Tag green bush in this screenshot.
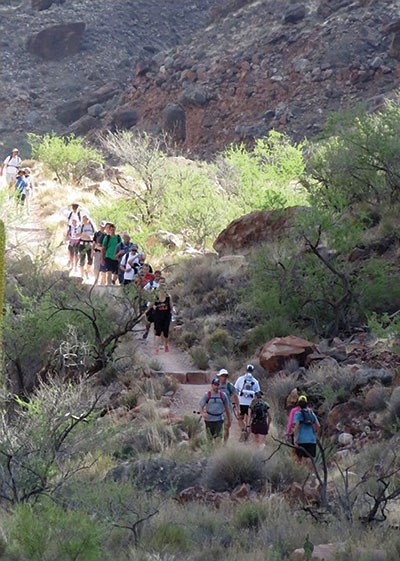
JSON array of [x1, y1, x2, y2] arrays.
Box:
[[7, 502, 103, 561], [149, 522, 190, 553], [28, 132, 103, 184], [190, 346, 209, 370], [204, 445, 266, 492], [234, 502, 269, 530], [205, 328, 233, 356]]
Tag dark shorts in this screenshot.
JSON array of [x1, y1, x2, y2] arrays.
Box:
[[154, 314, 171, 338], [295, 442, 317, 459], [239, 405, 250, 417], [251, 420, 269, 435], [79, 243, 93, 267], [99, 263, 107, 273], [68, 243, 79, 256], [204, 420, 224, 439], [104, 257, 119, 274], [123, 279, 132, 285]]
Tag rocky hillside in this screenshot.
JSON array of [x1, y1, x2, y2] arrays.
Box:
[[107, 0, 400, 155], [0, 0, 219, 154]]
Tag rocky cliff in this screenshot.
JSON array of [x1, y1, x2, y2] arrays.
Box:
[[109, 0, 400, 156], [0, 0, 219, 154], [2, 0, 400, 157]]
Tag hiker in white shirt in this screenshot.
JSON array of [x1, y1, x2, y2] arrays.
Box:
[[1, 148, 22, 188]]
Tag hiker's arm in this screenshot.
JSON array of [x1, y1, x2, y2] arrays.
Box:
[[224, 399, 231, 426], [313, 420, 321, 439], [293, 422, 300, 445], [231, 391, 239, 409]]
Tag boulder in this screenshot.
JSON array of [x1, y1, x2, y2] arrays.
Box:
[[69, 115, 99, 135], [56, 99, 88, 125], [291, 543, 343, 561], [338, 432, 353, 446], [26, 22, 85, 61], [213, 207, 306, 256], [186, 371, 211, 384], [326, 401, 364, 432], [283, 4, 306, 24], [259, 336, 316, 374], [162, 103, 186, 141], [111, 109, 139, 130], [31, 0, 56, 9]]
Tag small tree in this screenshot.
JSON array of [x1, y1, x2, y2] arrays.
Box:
[[28, 133, 103, 184]]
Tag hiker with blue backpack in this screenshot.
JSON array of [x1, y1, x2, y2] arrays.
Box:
[[293, 395, 320, 468], [15, 169, 28, 207], [199, 377, 232, 441]]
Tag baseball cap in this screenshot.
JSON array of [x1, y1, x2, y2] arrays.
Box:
[[211, 377, 220, 385], [246, 364, 254, 372], [217, 369, 229, 377], [100, 220, 107, 227], [298, 395, 308, 403]]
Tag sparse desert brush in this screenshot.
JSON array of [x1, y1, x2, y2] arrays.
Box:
[[204, 445, 266, 491], [190, 346, 209, 370], [267, 373, 298, 429], [233, 501, 269, 530], [205, 328, 233, 356], [264, 446, 308, 491]]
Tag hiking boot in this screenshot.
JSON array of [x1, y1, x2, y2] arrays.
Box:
[[164, 345, 169, 352], [142, 330, 149, 340]]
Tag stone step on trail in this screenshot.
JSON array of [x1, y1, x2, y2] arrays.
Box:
[[165, 371, 213, 385]]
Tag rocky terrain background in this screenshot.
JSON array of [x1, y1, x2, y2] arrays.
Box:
[[2, 0, 400, 156], [0, 0, 219, 154]]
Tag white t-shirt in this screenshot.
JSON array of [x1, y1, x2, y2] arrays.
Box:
[[144, 280, 159, 291], [121, 253, 138, 281], [234, 374, 260, 406], [4, 155, 21, 171]]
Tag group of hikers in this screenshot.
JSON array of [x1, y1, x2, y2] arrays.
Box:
[[1, 148, 34, 211], [199, 365, 320, 465], [66, 203, 174, 353]]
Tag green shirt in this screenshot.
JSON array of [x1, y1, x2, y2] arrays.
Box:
[[102, 235, 120, 260]]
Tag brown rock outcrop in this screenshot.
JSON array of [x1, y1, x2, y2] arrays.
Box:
[[214, 207, 305, 256], [27, 22, 85, 61], [259, 336, 316, 374]]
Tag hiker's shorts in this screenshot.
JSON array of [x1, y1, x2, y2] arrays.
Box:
[[205, 420, 223, 439], [239, 405, 250, 417], [295, 442, 317, 459], [105, 257, 119, 274]]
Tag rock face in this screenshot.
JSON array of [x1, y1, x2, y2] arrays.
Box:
[[115, 0, 400, 157], [214, 207, 305, 256], [259, 336, 316, 374], [26, 22, 86, 61], [31, 0, 63, 10]]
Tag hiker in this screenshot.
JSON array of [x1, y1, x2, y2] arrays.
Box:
[[199, 377, 231, 441], [115, 233, 134, 284], [140, 263, 154, 288], [68, 203, 81, 226], [249, 391, 271, 447], [119, 245, 140, 285], [293, 395, 320, 469], [143, 276, 173, 353], [2, 148, 21, 188], [216, 369, 239, 442], [141, 270, 161, 340], [67, 218, 81, 271], [24, 167, 34, 214], [101, 223, 121, 285], [285, 389, 301, 444], [93, 220, 108, 284], [79, 214, 96, 279], [15, 169, 28, 207], [234, 364, 261, 437]]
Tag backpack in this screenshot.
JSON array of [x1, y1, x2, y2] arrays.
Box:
[[205, 391, 225, 417], [252, 400, 269, 423], [103, 234, 121, 250], [299, 409, 315, 426], [68, 210, 81, 222]]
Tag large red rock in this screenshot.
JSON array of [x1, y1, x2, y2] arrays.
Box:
[[213, 207, 306, 256], [27, 22, 85, 61], [259, 336, 316, 374]]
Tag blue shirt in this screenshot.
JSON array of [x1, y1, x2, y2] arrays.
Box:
[[294, 409, 318, 444]]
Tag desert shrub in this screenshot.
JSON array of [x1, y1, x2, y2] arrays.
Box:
[[180, 331, 199, 349], [180, 415, 204, 440], [148, 522, 190, 553], [190, 347, 209, 370], [205, 328, 233, 356], [28, 132, 103, 184], [204, 445, 266, 491], [233, 502, 269, 530], [121, 389, 139, 410], [264, 447, 308, 491], [148, 358, 163, 372], [6, 502, 103, 561], [305, 360, 359, 413], [267, 373, 299, 429], [364, 385, 389, 412]]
